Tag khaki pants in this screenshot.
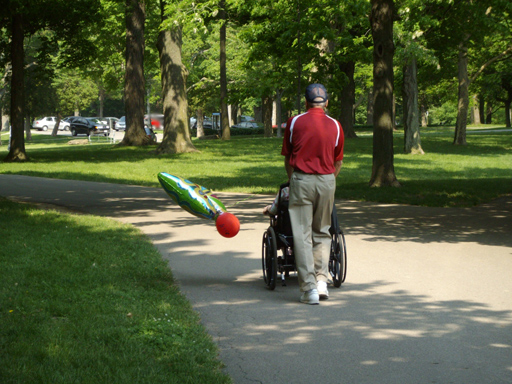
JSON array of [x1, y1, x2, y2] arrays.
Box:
[[289, 172, 336, 292]]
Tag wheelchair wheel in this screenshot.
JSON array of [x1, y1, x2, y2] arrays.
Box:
[[329, 230, 347, 287], [262, 226, 278, 290]]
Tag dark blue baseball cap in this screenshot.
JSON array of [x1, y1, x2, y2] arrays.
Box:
[[305, 83, 328, 103]]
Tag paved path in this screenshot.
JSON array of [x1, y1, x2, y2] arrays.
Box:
[[2, 174, 512, 384]]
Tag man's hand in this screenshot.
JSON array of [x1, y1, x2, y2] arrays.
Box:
[[285, 156, 294, 179], [334, 160, 343, 177]]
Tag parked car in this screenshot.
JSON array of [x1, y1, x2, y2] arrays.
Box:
[[231, 121, 260, 129], [144, 114, 164, 129], [68, 117, 109, 136], [191, 116, 213, 129], [240, 115, 255, 122], [32, 116, 69, 131], [116, 116, 126, 131], [102, 117, 119, 130]]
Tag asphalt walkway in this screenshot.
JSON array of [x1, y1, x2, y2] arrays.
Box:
[[1, 174, 512, 384]]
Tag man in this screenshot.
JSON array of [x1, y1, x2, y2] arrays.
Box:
[[281, 83, 344, 304]]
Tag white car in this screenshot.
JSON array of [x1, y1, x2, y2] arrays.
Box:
[[32, 116, 70, 131], [231, 121, 260, 129], [116, 116, 126, 131]]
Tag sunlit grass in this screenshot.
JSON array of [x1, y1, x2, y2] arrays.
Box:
[[1, 126, 511, 207], [0, 198, 231, 384]]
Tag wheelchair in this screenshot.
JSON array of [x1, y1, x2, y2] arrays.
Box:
[[262, 182, 347, 290]]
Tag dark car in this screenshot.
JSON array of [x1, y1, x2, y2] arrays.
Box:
[[69, 117, 109, 136], [190, 116, 213, 129]]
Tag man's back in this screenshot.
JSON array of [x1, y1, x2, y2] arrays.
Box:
[[282, 108, 343, 175]]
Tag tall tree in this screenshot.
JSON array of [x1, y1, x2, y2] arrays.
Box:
[[156, 0, 197, 154], [1, 0, 99, 161], [219, 0, 230, 140], [121, 0, 147, 146], [402, 58, 424, 154], [369, 0, 400, 187], [6, 13, 26, 161], [424, 0, 512, 145]]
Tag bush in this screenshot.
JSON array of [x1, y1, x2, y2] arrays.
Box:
[[428, 101, 458, 125]]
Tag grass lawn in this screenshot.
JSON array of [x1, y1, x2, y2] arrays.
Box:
[[0, 198, 230, 384], [0, 125, 510, 382], [1, 125, 511, 207]]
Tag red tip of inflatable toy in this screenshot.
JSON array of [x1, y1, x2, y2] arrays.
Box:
[[215, 212, 240, 238]]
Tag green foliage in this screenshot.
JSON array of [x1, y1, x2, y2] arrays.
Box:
[[428, 101, 457, 125], [52, 69, 99, 116], [3, 0, 511, 132]]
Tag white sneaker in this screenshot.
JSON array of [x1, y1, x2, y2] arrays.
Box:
[[300, 289, 319, 305], [317, 281, 329, 300]]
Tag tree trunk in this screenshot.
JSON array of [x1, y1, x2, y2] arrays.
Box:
[[367, 89, 374, 125], [99, 87, 105, 117], [369, 0, 399, 187], [505, 100, 511, 128], [262, 95, 273, 138], [156, 28, 197, 154], [219, 0, 230, 140], [453, 39, 469, 145], [402, 58, 424, 155], [485, 102, 492, 124], [228, 104, 234, 126], [51, 114, 62, 136], [121, 0, 147, 146], [479, 97, 485, 124], [4, 13, 28, 162], [338, 61, 358, 139], [420, 103, 428, 127], [275, 90, 283, 138], [502, 79, 512, 128], [24, 118, 31, 142], [471, 95, 481, 125], [196, 108, 204, 138]]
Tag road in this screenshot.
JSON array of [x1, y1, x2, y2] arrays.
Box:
[[1, 174, 512, 384]]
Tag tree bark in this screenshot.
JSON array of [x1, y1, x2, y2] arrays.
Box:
[[505, 99, 511, 128], [479, 97, 485, 124], [262, 95, 272, 138], [367, 89, 374, 125], [485, 102, 492, 124], [156, 28, 197, 154], [51, 114, 62, 137], [369, 0, 399, 187], [501, 78, 512, 128], [338, 61, 358, 139], [121, 0, 147, 146], [219, 0, 230, 140], [196, 108, 204, 138], [402, 58, 424, 154], [420, 102, 428, 127], [275, 90, 283, 138], [4, 13, 28, 162], [453, 39, 469, 145]]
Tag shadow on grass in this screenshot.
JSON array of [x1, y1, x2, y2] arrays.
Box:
[[1, 173, 511, 248], [0, 199, 229, 383]]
